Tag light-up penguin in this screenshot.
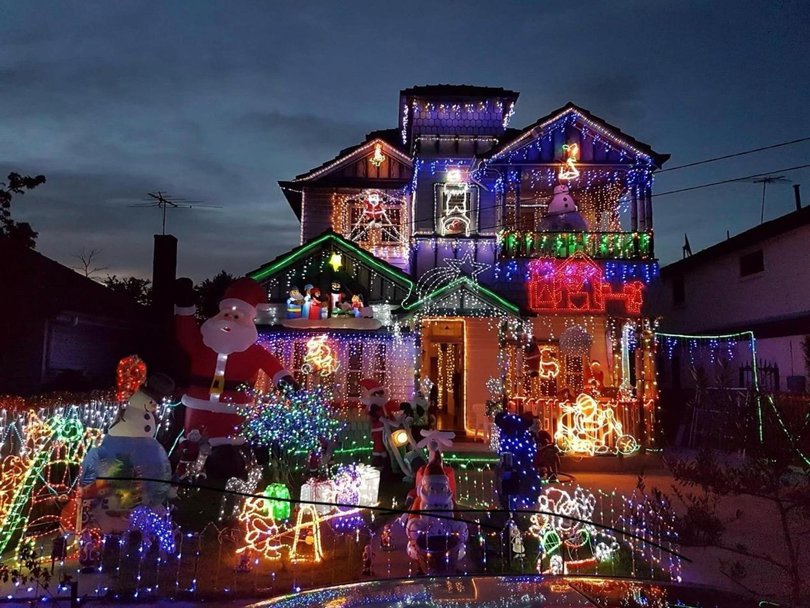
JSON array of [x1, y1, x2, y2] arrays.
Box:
[[538, 183, 588, 232], [405, 430, 467, 573]]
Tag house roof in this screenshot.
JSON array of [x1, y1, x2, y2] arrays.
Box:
[[0, 241, 145, 321], [292, 131, 410, 182], [661, 204, 810, 277], [485, 102, 670, 167], [246, 230, 415, 291], [400, 275, 521, 317], [279, 130, 412, 218], [400, 84, 519, 102]]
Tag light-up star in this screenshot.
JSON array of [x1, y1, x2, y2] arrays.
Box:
[[443, 250, 490, 282], [408, 249, 493, 304], [328, 252, 342, 272]]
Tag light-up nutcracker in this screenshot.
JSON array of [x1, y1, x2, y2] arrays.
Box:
[[174, 277, 297, 448]]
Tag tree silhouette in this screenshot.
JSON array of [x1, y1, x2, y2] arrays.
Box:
[[667, 395, 810, 605], [104, 275, 153, 307], [195, 270, 235, 321], [74, 248, 109, 279], [0, 172, 46, 249]]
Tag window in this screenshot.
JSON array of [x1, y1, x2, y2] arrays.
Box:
[[346, 342, 363, 398], [672, 276, 685, 305], [434, 179, 478, 236], [739, 250, 764, 277], [334, 190, 407, 255]]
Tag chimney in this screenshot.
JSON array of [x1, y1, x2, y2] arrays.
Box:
[[152, 234, 177, 321], [794, 184, 802, 211]]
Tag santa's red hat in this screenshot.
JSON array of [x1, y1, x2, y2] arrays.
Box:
[[359, 378, 385, 399], [423, 451, 446, 479], [220, 278, 267, 318]]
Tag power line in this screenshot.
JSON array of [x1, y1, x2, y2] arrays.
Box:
[[653, 163, 810, 198], [282, 161, 810, 235], [659, 136, 810, 173]]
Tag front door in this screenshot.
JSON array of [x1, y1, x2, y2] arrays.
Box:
[[422, 319, 465, 432]]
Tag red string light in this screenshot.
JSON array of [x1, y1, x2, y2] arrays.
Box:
[[115, 355, 147, 402], [526, 254, 644, 315]]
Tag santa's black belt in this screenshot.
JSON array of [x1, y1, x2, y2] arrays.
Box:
[[188, 376, 247, 392]]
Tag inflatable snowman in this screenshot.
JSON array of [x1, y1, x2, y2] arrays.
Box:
[[80, 373, 174, 534], [539, 183, 588, 231], [405, 430, 467, 573]]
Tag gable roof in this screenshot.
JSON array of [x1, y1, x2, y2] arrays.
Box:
[[485, 102, 669, 167], [401, 275, 521, 317], [247, 230, 415, 291], [400, 84, 519, 102], [292, 132, 411, 182], [279, 131, 412, 218], [661, 204, 810, 277], [0, 241, 145, 321]]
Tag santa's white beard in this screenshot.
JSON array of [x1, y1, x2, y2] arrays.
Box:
[[201, 317, 257, 354]]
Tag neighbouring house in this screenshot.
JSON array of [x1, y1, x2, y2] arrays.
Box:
[[0, 242, 148, 395], [250, 84, 669, 454], [648, 204, 810, 395]]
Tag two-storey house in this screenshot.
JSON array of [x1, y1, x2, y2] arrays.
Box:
[[249, 85, 668, 453]]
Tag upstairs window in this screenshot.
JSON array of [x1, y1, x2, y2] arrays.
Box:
[[672, 276, 685, 305], [435, 168, 478, 236], [332, 190, 408, 256], [739, 250, 764, 277]]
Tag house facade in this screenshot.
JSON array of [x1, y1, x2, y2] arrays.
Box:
[[250, 85, 668, 452], [649, 205, 810, 394]]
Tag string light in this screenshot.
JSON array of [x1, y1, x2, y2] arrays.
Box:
[[302, 334, 340, 377], [497, 230, 653, 261], [558, 143, 580, 181], [526, 254, 645, 315], [554, 393, 640, 456], [115, 355, 147, 402], [236, 495, 282, 561], [369, 142, 386, 168], [240, 386, 345, 459], [128, 506, 176, 555]]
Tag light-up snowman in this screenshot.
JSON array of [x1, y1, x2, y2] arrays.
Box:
[[539, 184, 588, 232]]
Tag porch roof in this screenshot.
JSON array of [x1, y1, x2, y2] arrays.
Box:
[[400, 275, 521, 317]]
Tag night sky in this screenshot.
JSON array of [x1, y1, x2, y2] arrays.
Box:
[[2, 1, 808, 281]]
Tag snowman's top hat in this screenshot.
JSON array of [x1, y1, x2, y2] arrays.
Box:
[[139, 373, 175, 402]]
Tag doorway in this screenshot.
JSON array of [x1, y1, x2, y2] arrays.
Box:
[[421, 319, 465, 431]]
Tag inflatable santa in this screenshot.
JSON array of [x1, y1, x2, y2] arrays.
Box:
[[405, 432, 467, 573], [174, 277, 296, 446]]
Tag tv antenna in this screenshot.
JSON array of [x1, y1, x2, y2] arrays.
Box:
[[748, 175, 791, 224], [128, 191, 221, 234]]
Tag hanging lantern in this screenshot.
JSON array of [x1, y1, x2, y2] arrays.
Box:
[[263, 483, 291, 521]]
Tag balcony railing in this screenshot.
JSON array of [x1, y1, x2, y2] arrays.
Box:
[[498, 230, 654, 260]]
